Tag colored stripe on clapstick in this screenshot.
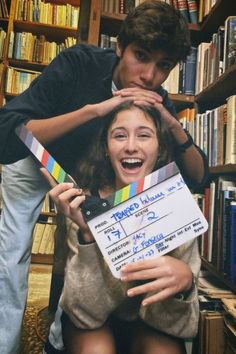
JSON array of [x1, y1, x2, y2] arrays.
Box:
[[15, 124, 75, 184], [106, 161, 179, 206]]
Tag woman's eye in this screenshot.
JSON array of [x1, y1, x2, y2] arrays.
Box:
[[138, 133, 151, 139], [114, 134, 127, 139]]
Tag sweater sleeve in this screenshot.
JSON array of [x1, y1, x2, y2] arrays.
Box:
[[139, 239, 201, 339], [60, 222, 127, 329]]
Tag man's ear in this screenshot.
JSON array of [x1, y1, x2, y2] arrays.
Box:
[[115, 41, 122, 57]]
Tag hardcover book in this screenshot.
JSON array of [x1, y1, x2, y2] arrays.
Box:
[[223, 16, 236, 73]]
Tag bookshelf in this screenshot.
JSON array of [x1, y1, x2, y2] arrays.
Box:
[[0, 0, 81, 264], [189, 4, 236, 290], [0, 0, 80, 105]]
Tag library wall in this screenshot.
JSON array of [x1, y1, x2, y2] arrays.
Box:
[[1, 1, 236, 353]]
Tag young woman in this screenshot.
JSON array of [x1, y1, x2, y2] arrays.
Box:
[[42, 101, 205, 354]]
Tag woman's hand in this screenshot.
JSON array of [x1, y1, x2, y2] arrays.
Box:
[[120, 256, 193, 306], [40, 168, 94, 242]]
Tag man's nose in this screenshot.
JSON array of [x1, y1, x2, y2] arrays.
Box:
[[140, 63, 156, 84]]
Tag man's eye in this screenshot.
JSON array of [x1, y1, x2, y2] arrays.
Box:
[[135, 50, 147, 61], [159, 62, 173, 70]]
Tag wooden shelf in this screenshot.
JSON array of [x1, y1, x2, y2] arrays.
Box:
[[8, 59, 47, 71], [31, 253, 53, 265], [195, 64, 236, 112], [201, 258, 236, 293], [13, 20, 78, 42], [102, 12, 126, 21], [210, 164, 236, 174], [199, 0, 236, 42], [169, 93, 195, 111]]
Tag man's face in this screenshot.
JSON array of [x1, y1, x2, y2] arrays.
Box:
[[113, 43, 176, 91]]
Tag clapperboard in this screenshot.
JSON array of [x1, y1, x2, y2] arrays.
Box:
[[16, 124, 208, 278]]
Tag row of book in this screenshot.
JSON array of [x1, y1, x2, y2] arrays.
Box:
[[171, 0, 198, 24], [163, 46, 197, 95], [196, 175, 236, 283], [178, 95, 236, 167], [197, 271, 236, 354], [164, 15, 236, 96], [41, 193, 56, 214], [0, 28, 6, 59], [102, 0, 143, 15], [195, 16, 236, 95], [100, 33, 117, 50], [0, 0, 9, 18], [7, 31, 76, 64], [15, 0, 80, 28], [32, 220, 56, 255], [102, 0, 198, 24], [5, 66, 40, 95], [198, 0, 217, 23]]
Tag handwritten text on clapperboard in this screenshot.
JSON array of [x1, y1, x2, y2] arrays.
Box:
[[88, 172, 208, 278]]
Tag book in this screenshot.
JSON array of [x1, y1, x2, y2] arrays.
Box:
[[229, 201, 236, 282], [201, 187, 210, 259], [124, 0, 135, 13], [221, 194, 236, 277], [38, 223, 52, 254], [177, 0, 189, 22], [223, 16, 236, 73], [31, 223, 46, 254], [195, 42, 210, 94], [45, 224, 57, 254], [205, 313, 225, 354], [184, 46, 197, 95], [216, 179, 236, 272], [207, 181, 216, 262], [225, 95, 236, 164], [186, 0, 198, 24]]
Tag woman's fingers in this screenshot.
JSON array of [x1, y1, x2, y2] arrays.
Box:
[[40, 167, 58, 187]]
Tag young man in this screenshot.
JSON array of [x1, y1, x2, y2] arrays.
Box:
[[0, 1, 207, 353]]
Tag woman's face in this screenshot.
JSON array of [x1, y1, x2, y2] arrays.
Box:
[[107, 107, 159, 190]]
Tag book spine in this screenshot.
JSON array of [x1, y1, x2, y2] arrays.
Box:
[[229, 204, 236, 282], [177, 0, 189, 22], [224, 17, 236, 72], [178, 60, 185, 94], [184, 46, 197, 95], [119, 0, 125, 14], [186, 0, 198, 24], [225, 95, 236, 164], [124, 0, 135, 14]]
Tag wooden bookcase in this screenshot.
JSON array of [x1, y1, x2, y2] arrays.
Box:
[[1, 0, 236, 321], [0, 0, 81, 264], [0, 0, 80, 105]]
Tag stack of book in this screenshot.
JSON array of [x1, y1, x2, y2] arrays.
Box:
[[197, 271, 236, 354]]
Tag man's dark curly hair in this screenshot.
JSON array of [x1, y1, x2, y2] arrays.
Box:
[[117, 0, 191, 62], [74, 101, 175, 193]]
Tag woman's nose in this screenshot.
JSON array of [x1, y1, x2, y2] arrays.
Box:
[[124, 136, 138, 152]]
